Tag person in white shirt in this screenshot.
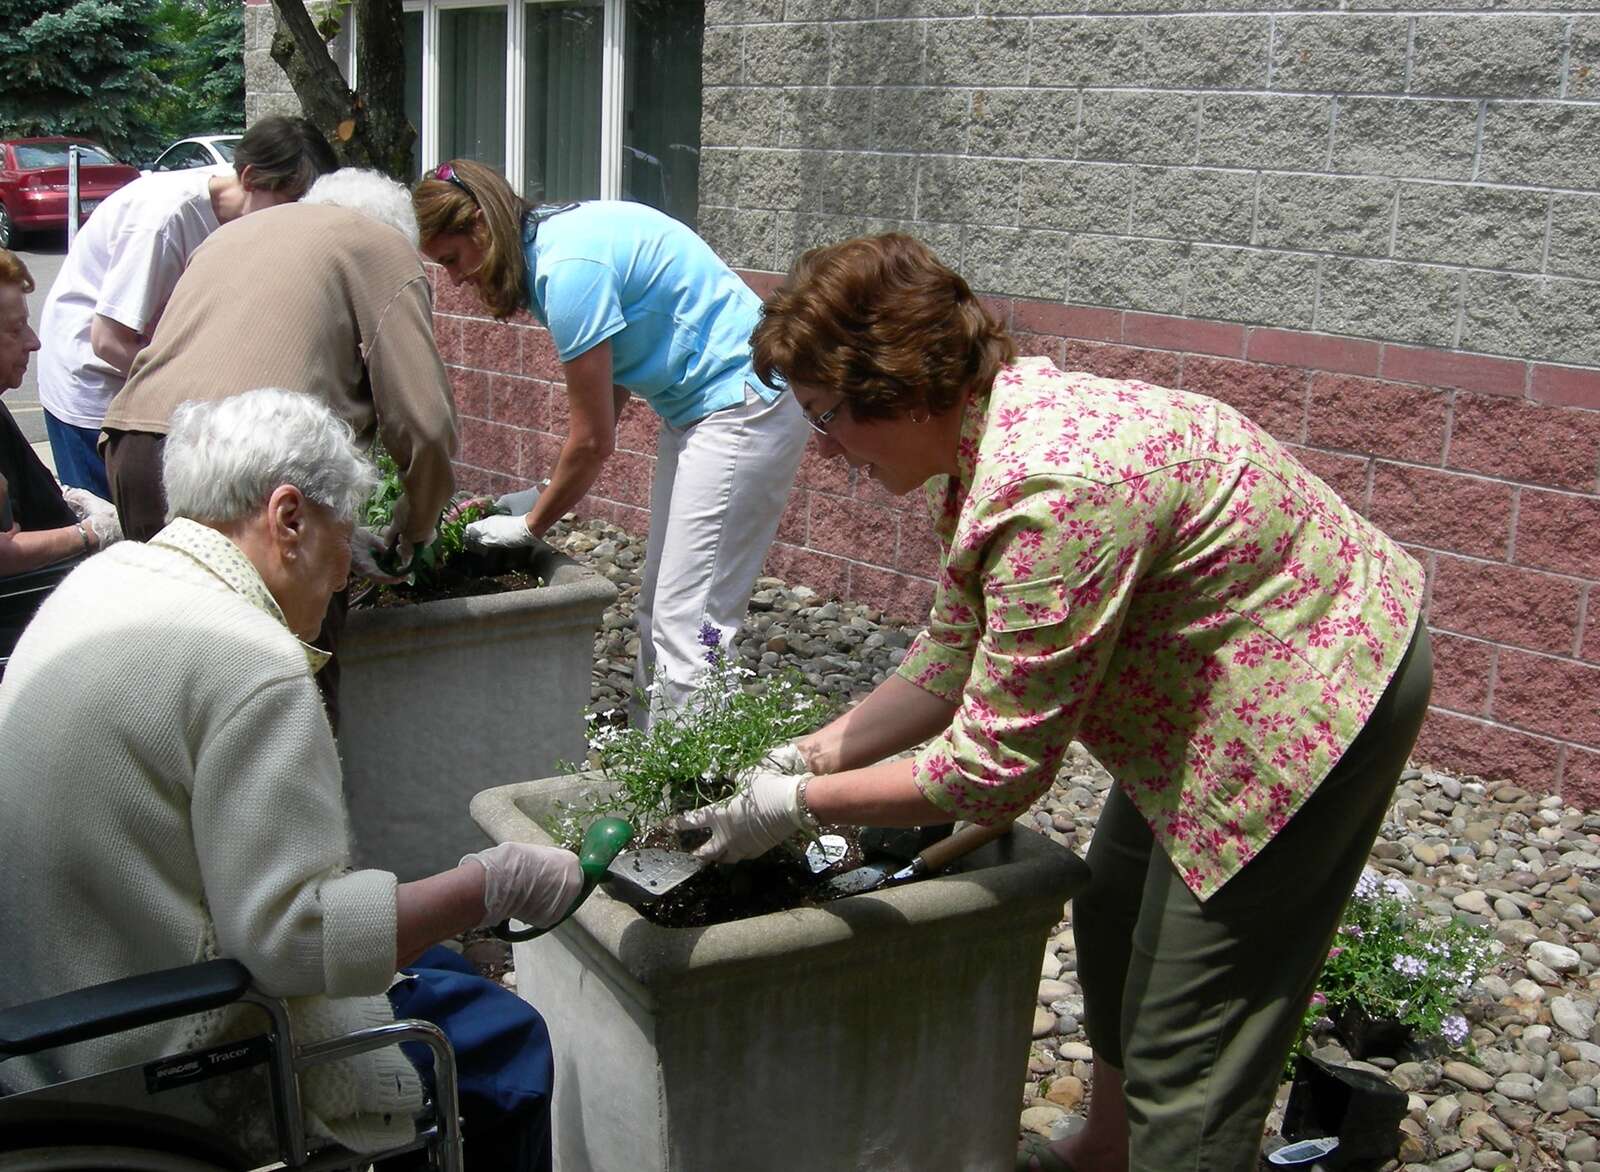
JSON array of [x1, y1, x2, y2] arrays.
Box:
[[36, 115, 338, 496]]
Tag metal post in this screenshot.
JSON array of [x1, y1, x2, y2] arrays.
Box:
[[66, 145, 80, 249]]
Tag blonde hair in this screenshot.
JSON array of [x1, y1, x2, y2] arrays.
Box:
[[0, 249, 34, 294], [412, 159, 529, 320]]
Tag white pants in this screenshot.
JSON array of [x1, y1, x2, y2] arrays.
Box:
[[629, 385, 810, 726]]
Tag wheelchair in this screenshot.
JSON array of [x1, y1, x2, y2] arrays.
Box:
[[0, 959, 463, 1170]]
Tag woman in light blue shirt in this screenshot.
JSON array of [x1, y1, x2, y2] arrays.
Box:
[[414, 161, 809, 724]]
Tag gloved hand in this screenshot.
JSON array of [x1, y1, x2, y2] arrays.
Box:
[[349, 527, 408, 584], [461, 842, 583, 931], [464, 512, 536, 550], [60, 487, 122, 548], [761, 741, 811, 775], [671, 769, 817, 863]]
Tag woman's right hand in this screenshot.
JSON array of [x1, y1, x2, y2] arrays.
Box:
[[464, 511, 538, 550]]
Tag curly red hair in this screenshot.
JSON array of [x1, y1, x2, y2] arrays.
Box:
[[752, 233, 1014, 421]]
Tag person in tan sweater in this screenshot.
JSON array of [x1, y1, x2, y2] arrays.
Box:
[[103, 168, 456, 552], [101, 170, 458, 722]]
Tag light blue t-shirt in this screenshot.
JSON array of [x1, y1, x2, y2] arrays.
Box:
[[523, 201, 779, 428]]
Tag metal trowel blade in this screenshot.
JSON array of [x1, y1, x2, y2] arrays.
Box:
[[814, 859, 895, 900], [604, 847, 708, 904]]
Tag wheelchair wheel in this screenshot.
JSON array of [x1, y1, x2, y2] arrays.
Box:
[[0, 1146, 229, 1171]]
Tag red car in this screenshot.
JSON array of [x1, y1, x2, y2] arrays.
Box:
[[0, 137, 141, 249]]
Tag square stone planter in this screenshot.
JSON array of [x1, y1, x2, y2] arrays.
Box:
[[471, 773, 1091, 1172], [339, 544, 616, 880]]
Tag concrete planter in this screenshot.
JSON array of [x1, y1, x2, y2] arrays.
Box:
[[472, 773, 1091, 1172], [339, 544, 616, 880]]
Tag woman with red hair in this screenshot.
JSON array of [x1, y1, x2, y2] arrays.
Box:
[[682, 233, 1432, 1172]]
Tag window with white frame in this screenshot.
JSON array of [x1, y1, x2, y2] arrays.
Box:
[[402, 0, 703, 227]]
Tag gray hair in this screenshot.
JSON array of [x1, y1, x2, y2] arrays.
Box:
[[163, 388, 376, 526], [302, 168, 419, 246]]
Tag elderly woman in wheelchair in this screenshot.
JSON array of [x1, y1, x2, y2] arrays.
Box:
[[0, 389, 582, 1170]]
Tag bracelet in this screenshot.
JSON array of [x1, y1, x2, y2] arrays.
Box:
[[74, 521, 91, 552], [795, 775, 821, 834]]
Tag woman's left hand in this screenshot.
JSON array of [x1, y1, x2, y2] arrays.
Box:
[[672, 770, 815, 862], [761, 741, 812, 775]]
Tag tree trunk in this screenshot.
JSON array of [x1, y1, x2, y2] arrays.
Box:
[[267, 0, 415, 180]]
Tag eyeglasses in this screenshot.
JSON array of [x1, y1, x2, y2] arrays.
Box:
[[800, 396, 845, 436], [431, 162, 475, 202]]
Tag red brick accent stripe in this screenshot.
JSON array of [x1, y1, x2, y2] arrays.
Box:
[[1380, 345, 1528, 397], [1531, 364, 1600, 411], [1244, 328, 1382, 376]]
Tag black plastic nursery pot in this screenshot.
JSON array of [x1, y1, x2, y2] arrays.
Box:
[[1282, 1054, 1407, 1170]]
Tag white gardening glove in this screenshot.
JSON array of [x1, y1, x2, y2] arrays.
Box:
[[349, 527, 408, 584], [761, 741, 812, 775], [672, 770, 817, 863], [60, 487, 122, 548], [461, 842, 583, 931], [464, 512, 536, 550]]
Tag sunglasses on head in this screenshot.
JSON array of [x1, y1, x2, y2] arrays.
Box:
[[431, 162, 475, 202]]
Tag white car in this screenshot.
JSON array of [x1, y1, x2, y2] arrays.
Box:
[[141, 134, 242, 176]]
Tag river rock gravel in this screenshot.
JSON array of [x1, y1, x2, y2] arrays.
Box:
[[541, 516, 1600, 1172]]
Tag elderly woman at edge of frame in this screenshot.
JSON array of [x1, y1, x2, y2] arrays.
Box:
[[0, 388, 580, 1169], [676, 234, 1433, 1172]]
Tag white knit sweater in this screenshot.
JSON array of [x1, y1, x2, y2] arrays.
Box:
[[0, 538, 421, 1153]]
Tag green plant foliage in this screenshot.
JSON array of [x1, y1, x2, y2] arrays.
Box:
[[1293, 867, 1496, 1068], [361, 447, 495, 586], [568, 627, 831, 832], [145, 0, 245, 145], [0, 1, 245, 163], [0, 0, 174, 160]]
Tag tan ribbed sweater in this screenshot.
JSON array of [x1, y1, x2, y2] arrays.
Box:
[[0, 540, 421, 1152], [103, 202, 457, 543]]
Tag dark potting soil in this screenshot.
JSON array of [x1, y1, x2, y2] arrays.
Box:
[[627, 824, 868, 929], [353, 569, 544, 608]]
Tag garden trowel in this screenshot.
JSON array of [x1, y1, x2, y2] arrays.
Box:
[[815, 820, 1013, 900], [602, 844, 710, 904]]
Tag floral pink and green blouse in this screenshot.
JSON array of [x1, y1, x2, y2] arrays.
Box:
[[900, 357, 1424, 900]]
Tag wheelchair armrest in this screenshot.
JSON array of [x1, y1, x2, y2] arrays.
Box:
[[0, 959, 252, 1059]]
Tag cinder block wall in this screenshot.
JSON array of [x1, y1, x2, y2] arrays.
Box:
[[697, 0, 1599, 370], [679, 0, 1600, 803]]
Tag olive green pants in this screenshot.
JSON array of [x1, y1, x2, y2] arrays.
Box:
[[1074, 627, 1432, 1172]]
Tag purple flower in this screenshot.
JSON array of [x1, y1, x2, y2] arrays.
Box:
[[1440, 1014, 1469, 1046], [1391, 954, 1427, 979], [697, 621, 724, 665], [1353, 870, 1380, 901]]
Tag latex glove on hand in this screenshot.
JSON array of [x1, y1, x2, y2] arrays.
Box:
[[349, 527, 408, 584], [464, 512, 537, 550], [761, 741, 811, 775], [60, 487, 122, 548], [672, 769, 818, 863], [461, 842, 583, 930]]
